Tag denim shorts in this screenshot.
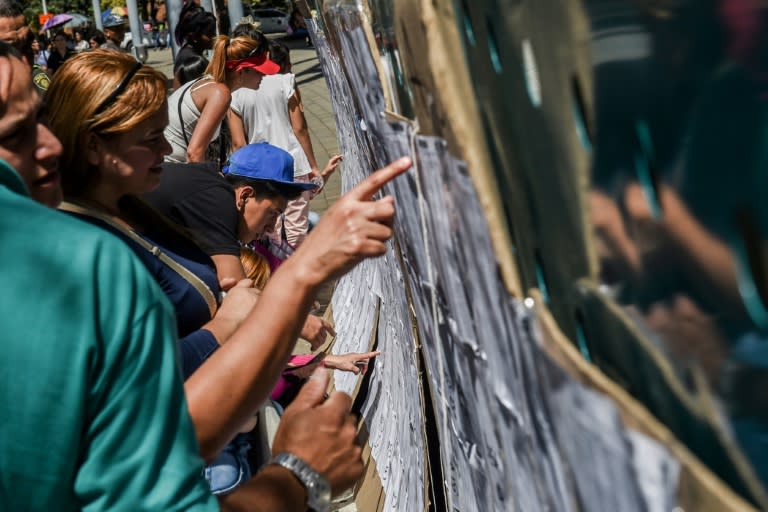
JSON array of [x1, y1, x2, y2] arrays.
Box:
[[203, 433, 252, 495]]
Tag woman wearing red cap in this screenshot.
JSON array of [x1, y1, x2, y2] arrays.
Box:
[[164, 35, 280, 165]]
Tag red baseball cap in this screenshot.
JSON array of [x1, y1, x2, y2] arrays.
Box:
[[225, 52, 280, 75]]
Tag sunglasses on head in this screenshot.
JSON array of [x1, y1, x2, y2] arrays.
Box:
[[93, 60, 143, 115]]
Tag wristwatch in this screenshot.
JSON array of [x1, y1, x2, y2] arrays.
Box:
[[269, 452, 332, 512]]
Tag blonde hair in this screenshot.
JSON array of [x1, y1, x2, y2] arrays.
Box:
[[205, 35, 261, 83], [46, 50, 168, 196], [240, 246, 271, 290]]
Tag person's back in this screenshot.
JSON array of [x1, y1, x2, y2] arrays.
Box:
[[165, 78, 220, 163], [230, 74, 311, 174], [0, 161, 217, 510], [143, 162, 240, 258]]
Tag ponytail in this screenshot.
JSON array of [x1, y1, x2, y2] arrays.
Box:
[[205, 35, 262, 84], [205, 35, 231, 83]]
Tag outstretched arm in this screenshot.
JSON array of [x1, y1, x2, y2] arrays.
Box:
[[324, 351, 380, 374]]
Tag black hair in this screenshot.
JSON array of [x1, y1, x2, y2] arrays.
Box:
[[224, 175, 303, 201], [0, 0, 23, 18], [175, 52, 209, 85], [88, 30, 106, 46], [231, 24, 269, 55], [268, 41, 290, 72], [0, 39, 20, 58], [175, 1, 217, 46]]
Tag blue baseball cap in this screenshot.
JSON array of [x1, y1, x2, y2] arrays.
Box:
[[222, 143, 317, 191], [102, 13, 126, 28]]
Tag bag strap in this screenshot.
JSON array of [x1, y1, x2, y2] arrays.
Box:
[[217, 118, 228, 168], [59, 201, 218, 318], [178, 76, 226, 165]]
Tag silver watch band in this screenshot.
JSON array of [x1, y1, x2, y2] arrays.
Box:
[[269, 452, 332, 512]]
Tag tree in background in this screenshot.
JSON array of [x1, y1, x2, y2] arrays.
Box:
[[24, 0, 160, 28]]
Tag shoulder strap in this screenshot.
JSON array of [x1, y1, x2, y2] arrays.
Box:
[[177, 77, 204, 150], [59, 201, 218, 318]]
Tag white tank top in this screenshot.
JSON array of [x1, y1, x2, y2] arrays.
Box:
[[164, 77, 221, 163]]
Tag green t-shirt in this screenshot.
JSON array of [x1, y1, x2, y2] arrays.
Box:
[[0, 161, 219, 511]]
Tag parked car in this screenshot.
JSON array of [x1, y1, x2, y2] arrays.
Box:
[[121, 26, 152, 51], [251, 8, 289, 33], [120, 27, 152, 62]]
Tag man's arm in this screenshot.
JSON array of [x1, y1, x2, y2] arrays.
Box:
[[219, 465, 307, 512], [301, 314, 335, 350]]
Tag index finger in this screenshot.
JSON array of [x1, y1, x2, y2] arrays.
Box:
[[349, 157, 411, 201]]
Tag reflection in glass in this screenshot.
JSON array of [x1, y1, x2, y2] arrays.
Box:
[[586, 0, 768, 484]]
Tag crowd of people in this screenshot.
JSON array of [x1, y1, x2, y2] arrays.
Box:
[[23, 6, 170, 86], [0, 0, 411, 509]]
